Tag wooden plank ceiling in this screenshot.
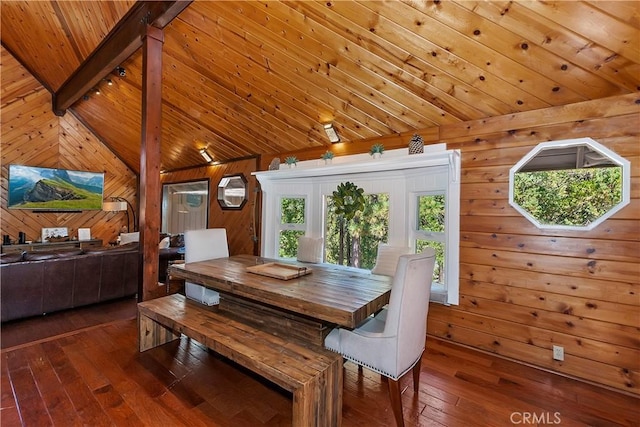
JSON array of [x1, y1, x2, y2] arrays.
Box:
[[2, 1, 638, 173]]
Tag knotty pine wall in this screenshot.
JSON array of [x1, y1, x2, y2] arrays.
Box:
[[1, 47, 137, 246], [437, 94, 639, 396], [160, 157, 260, 257], [275, 94, 639, 396]]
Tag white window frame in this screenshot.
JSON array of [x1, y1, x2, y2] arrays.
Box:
[[409, 190, 458, 305], [254, 145, 460, 305], [509, 137, 630, 230], [276, 195, 308, 258]]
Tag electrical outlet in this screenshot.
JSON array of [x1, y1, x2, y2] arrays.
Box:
[[552, 345, 564, 361]]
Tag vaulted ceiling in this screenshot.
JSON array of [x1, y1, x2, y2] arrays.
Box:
[[2, 1, 638, 173]]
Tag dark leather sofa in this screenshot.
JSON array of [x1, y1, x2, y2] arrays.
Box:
[[159, 246, 183, 283], [0, 243, 139, 322]]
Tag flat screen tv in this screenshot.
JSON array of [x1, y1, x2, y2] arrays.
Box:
[[7, 165, 104, 211]]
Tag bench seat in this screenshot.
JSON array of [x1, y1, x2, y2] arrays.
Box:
[[138, 294, 343, 427]]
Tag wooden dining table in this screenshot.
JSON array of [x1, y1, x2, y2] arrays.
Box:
[[168, 254, 393, 346]]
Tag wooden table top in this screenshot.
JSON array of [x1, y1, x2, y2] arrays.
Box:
[[168, 254, 392, 329]]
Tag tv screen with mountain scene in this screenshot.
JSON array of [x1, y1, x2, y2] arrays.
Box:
[[8, 165, 104, 211]]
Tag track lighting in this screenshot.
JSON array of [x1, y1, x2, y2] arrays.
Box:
[[116, 67, 126, 77]]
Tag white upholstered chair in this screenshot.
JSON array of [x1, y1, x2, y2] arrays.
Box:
[[296, 236, 324, 263], [324, 249, 436, 427], [371, 243, 412, 277], [184, 228, 229, 306]]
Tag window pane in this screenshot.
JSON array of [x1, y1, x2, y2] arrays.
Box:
[[281, 197, 305, 224], [513, 167, 622, 227], [416, 240, 444, 284], [325, 193, 389, 269], [509, 139, 629, 230], [418, 194, 445, 232], [279, 230, 305, 258]]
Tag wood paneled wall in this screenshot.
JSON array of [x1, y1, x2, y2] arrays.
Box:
[[160, 158, 259, 257], [275, 94, 639, 396], [436, 94, 639, 396], [1, 47, 137, 246]]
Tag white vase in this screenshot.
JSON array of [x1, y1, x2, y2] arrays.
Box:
[[324, 158, 332, 165], [372, 152, 382, 159]]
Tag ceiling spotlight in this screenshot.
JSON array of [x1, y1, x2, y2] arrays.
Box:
[[106, 78, 113, 86], [116, 67, 126, 77], [199, 148, 214, 163], [94, 87, 101, 95], [323, 122, 340, 143]]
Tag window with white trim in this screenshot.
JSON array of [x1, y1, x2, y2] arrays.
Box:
[[277, 196, 306, 258], [410, 192, 448, 303], [255, 146, 460, 305]]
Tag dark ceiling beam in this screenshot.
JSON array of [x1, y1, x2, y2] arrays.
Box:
[[52, 0, 192, 116]]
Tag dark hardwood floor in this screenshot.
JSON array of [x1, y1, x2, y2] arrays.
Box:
[[1, 297, 638, 426]]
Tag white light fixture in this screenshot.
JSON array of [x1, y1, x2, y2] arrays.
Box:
[[103, 197, 136, 232], [199, 148, 214, 163], [323, 123, 340, 143]]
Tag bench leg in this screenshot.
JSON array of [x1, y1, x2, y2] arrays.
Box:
[[292, 356, 343, 427], [138, 312, 181, 352]]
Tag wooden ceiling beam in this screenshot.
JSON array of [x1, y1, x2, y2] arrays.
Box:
[[52, 0, 191, 116]]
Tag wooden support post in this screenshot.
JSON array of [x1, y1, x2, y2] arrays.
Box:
[[139, 25, 164, 302]]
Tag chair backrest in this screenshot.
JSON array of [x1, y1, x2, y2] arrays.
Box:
[[383, 249, 436, 374], [371, 243, 412, 276], [296, 236, 323, 263], [184, 228, 229, 263]]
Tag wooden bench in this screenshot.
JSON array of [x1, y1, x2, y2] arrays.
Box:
[[138, 294, 343, 427]]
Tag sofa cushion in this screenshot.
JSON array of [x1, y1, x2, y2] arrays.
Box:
[[170, 234, 184, 248], [24, 251, 63, 261], [0, 251, 24, 264], [53, 248, 85, 257], [159, 236, 171, 249]]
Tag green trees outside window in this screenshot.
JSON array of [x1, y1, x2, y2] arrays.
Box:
[[277, 187, 447, 283], [325, 191, 389, 269], [278, 197, 306, 258], [415, 194, 446, 284], [513, 167, 622, 227], [509, 138, 629, 230]]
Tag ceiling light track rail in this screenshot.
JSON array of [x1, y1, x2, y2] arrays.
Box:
[[52, 1, 192, 116]]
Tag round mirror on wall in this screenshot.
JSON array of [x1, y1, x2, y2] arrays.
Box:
[[508, 137, 630, 231], [217, 174, 248, 210]]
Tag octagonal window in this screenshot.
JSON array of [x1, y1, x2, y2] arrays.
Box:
[[509, 137, 630, 230]]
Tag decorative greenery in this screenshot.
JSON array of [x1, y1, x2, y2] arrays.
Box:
[[331, 182, 366, 266], [369, 143, 385, 156], [284, 156, 298, 165], [321, 150, 335, 160]]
